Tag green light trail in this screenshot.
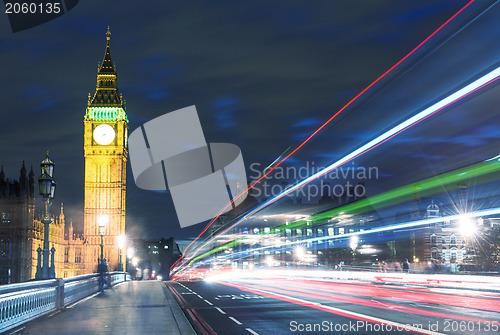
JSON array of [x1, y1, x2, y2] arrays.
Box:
[[187, 157, 500, 266]]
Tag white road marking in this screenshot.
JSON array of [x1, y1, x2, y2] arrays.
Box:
[[231, 285, 446, 335], [246, 328, 260, 335], [9, 326, 26, 334], [229, 316, 242, 325], [204, 299, 213, 305], [197, 294, 203, 299], [215, 307, 226, 314]]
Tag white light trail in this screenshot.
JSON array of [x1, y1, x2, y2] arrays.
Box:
[[242, 66, 500, 221], [179, 65, 500, 270]]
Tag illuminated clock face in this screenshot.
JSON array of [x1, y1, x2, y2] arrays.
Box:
[[93, 124, 116, 145]]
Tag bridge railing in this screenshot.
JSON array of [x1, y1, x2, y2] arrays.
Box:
[[0, 272, 130, 333]]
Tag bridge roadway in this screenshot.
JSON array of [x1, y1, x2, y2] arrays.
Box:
[[8, 280, 196, 335]]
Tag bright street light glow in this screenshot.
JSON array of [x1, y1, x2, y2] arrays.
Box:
[[117, 235, 126, 250], [459, 216, 476, 237], [295, 246, 305, 260], [350, 235, 359, 250], [97, 215, 108, 227], [97, 215, 108, 235]]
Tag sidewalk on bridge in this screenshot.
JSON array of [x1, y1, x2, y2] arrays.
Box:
[[11, 280, 196, 335]]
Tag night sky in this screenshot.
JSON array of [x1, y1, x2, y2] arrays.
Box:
[[1, 0, 500, 247]]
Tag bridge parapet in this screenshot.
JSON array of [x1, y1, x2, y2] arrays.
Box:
[[0, 272, 131, 333]]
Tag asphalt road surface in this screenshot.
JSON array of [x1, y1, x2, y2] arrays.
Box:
[[168, 279, 500, 335]]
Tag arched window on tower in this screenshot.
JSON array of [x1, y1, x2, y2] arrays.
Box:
[[430, 234, 437, 245], [450, 235, 457, 245]]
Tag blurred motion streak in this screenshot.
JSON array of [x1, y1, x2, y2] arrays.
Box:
[[175, 63, 500, 272], [174, 0, 479, 263], [183, 156, 500, 267]]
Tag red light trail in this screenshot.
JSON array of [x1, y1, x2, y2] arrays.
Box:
[[172, 0, 477, 270]]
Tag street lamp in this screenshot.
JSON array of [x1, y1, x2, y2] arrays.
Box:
[[350, 235, 359, 265], [459, 216, 476, 237], [127, 247, 134, 259], [459, 215, 476, 266], [97, 215, 108, 265], [35, 151, 56, 279], [117, 235, 126, 271]]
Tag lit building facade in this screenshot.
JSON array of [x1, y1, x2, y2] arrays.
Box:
[[0, 29, 128, 284], [0, 163, 76, 283], [83, 27, 128, 273]]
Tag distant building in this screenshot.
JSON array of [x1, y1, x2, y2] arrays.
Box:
[[132, 237, 182, 280], [424, 200, 472, 272]]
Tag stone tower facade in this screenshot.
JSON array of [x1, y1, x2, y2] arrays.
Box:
[[83, 27, 128, 273]]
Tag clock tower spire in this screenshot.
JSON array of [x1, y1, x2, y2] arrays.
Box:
[[87, 26, 125, 111], [83, 27, 128, 273]]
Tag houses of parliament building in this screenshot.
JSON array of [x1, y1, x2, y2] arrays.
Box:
[[0, 28, 128, 284]]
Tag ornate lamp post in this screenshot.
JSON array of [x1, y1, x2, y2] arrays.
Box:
[[117, 235, 126, 271], [97, 215, 108, 265], [35, 151, 56, 279]]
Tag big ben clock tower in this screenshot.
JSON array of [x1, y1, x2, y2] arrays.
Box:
[[83, 27, 128, 273]]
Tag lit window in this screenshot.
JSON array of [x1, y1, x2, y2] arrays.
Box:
[[75, 248, 82, 263], [451, 250, 457, 262], [450, 235, 457, 245]]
